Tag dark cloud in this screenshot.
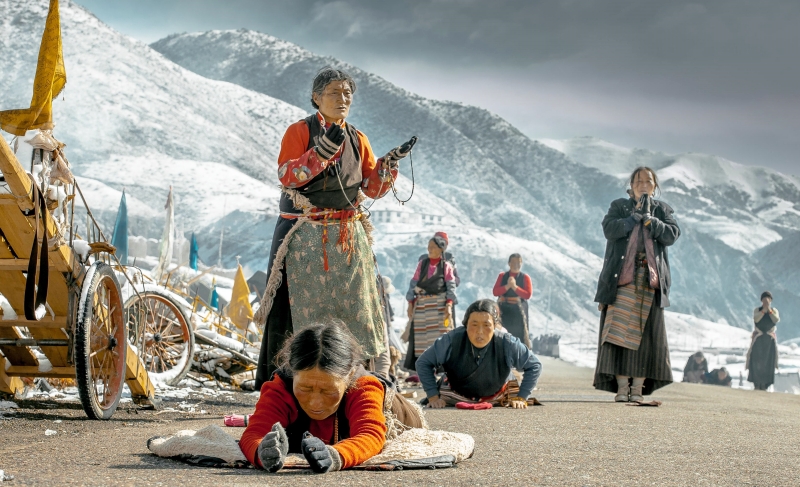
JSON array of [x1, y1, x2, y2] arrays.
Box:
[[75, 0, 800, 173]]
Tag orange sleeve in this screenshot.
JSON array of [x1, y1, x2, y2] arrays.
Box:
[[239, 376, 298, 466], [276, 120, 328, 188], [358, 131, 396, 200], [333, 375, 387, 469]]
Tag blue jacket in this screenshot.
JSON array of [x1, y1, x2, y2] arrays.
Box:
[[416, 327, 542, 399]]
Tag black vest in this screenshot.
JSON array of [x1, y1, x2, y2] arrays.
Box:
[[280, 114, 363, 213], [501, 271, 529, 299], [443, 328, 510, 400], [276, 367, 390, 453], [416, 257, 446, 295], [755, 308, 775, 334]]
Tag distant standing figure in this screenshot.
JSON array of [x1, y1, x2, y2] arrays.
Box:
[[403, 232, 457, 370], [593, 167, 681, 402], [746, 291, 780, 391], [492, 253, 533, 347], [682, 351, 708, 383]]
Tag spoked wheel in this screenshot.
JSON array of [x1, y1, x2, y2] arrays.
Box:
[[75, 262, 126, 420], [124, 287, 194, 387]]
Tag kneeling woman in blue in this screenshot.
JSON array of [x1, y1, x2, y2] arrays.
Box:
[[416, 300, 542, 409]]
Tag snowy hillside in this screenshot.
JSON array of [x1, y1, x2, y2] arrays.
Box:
[[540, 137, 800, 338], [2, 1, 797, 352], [151, 28, 800, 338], [0, 0, 305, 242]]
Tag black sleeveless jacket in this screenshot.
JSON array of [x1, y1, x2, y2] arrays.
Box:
[[443, 328, 510, 400], [415, 257, 446, 295], [299, 115, 363, 211], [500, 271, 529, 299]]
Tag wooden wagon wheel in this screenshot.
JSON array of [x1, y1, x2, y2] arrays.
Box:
[[74, 262, 126, 420], [124, 288, 194, 387]]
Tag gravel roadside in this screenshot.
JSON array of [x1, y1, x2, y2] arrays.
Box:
[[1, 357, 798, 486]]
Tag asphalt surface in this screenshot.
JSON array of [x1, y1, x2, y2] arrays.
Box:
[[1, 357, 799, 486]]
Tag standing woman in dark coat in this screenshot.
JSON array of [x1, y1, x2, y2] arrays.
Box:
[[593, 167, 681, 402], [746, 291, 780, 391]]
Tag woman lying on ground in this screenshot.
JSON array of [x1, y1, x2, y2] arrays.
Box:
[[415, 299, 542, 409], [240, 321, 424, 473]]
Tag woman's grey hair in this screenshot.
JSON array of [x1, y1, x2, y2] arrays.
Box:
[[311, 67, 357, 109]]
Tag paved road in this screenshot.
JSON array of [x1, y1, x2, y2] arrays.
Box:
[[2, 358, 799, 486]]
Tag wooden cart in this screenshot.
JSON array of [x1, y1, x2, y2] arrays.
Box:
[[0, 137, 156, 419]]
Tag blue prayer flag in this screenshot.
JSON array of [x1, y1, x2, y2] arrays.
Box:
[[190, 233, 199, 270], [111, 190, 128, 265]]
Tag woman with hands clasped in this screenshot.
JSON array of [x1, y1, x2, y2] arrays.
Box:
[[240, 322, 423, 473], [593, 167, 681, 402], [746, 291, 780, 391]]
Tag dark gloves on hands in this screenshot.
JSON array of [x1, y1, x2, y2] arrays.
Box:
[[301, 432, 342, 473], [257, 422, 289, 473], [316, 124, 346, 161], [382, 136, 418, 168]]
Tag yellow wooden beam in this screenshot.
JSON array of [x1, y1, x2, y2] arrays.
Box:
[[0, 356, 25, 395], [0, 258, 70, 272], [0, 136, 34, 211], [5, 365, 74, 378], [124, 342, 156, 403], [0, 316, 68, 329]]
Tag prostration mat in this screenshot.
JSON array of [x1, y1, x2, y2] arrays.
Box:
[[146, 424, 474, 471]]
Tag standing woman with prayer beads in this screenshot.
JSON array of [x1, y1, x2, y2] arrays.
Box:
[[593, 167, 681, 402], [253, 67, 416, 388]]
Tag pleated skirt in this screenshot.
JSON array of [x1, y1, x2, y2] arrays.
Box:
[[594, 292, 673, 395]]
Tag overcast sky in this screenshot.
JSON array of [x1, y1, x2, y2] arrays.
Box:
[[76, 0, 800, 175]]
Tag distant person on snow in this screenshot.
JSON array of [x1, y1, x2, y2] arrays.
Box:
[[704, 367, 732, 387], [682, 351, 708, 383], [402, 232, 458, 371], [492, 253, 533, 347], [593, 166, 681, 402], [746, 291, 780, 391], [416, 299, 541, 408], [253, 67, 415, 387]]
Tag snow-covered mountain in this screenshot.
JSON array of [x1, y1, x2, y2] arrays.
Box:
[[2, 1, 798, 345], [152, 29, 800, 339]]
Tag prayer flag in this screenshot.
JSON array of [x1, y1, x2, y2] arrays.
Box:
[[152, 187, 174, 282], [226, 264, 254, 330], [189, 233, 199, 270], [0, 0, 66, 136], [111, 190, 128, 265], [210, 285, 219, 310]]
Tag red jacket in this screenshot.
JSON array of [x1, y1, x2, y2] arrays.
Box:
[[277, 112, 396, 200], [492, 272, 533, 300], [239, 373, 387, 469]]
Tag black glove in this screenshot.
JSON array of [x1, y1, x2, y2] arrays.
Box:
[[301, 432, 342, 473], [315, 124, 345, 161], [382, 136, 418, 168], [635, 194, 652, 219], [257, 422, 289, 472]]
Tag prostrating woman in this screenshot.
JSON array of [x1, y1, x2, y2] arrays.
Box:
[[746, 291, 780, 391], [593, 167, 681, 402], [253, 67, 415, 388], [682, 351, 708, 383], [416, 299, 541, 408], [240, 322, 424, 473], [402, 232, 457, 370], [492, 253, 533, 346]]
